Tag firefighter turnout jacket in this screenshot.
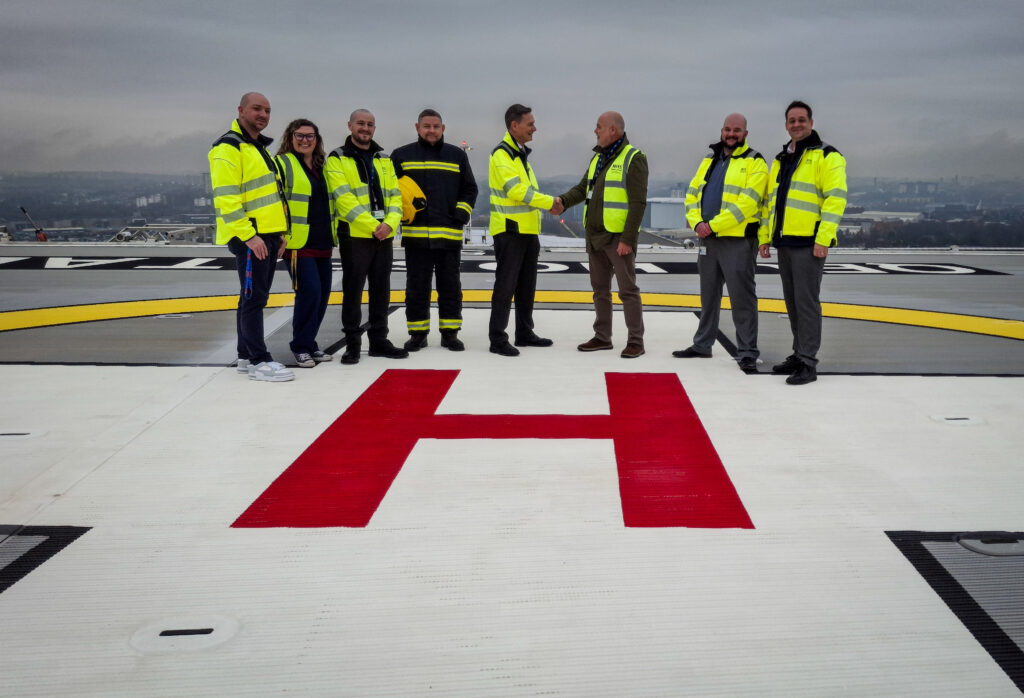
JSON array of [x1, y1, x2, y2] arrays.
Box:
[[392, 136, 478, 249], [685, 140, 767, 238], [209, 120, 288, 245]]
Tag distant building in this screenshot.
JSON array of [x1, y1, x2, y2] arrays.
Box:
[[643, 197, 686, 231]]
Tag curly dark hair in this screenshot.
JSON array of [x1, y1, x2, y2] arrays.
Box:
[[276, 118, 325, 170]]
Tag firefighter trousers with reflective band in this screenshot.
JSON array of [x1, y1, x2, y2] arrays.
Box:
[[339, 236, 393, 345], [405, 247, 462, 333], [228, 234, 282, 364]]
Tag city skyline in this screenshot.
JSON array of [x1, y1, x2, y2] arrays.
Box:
[[2, 0, 1023, 181]]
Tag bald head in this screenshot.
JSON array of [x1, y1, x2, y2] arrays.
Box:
[[720, 112, 748, 154], [595, 111, 626, 148], [239, 92, 267, 108], [236, 92, 270, 138], [348, 109, 376, 150]]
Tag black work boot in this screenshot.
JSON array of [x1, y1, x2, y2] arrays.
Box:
[[404, 333, 429, 352], [341, 338, 361, 365], [440, 330, 465, 352]]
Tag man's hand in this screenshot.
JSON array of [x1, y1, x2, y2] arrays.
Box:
[[813, 243, 828, 259], [758, 243, 772, 259], [245, 235, 268, 260], [373, 222, 392, 240], [695, 222, 712, 239], [277, 237, 288, 258], [617, 241, 632, 257], [550, 197, 564, 215]]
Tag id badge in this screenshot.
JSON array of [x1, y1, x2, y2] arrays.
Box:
[[698, 246, 708, 256], [372, 209, 385, 220]]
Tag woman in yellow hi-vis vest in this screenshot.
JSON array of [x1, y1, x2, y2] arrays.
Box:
[[275, 119, 337, 368]]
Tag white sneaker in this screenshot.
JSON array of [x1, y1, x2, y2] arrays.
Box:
[[248, 361, 295, 382], [312, 350, 333, 363], [294, 352, 316, 368], [236, 359, 251, 374]]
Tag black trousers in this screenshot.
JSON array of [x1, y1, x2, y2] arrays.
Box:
[[488, 231, 539, 344], [228, 234, 282, 364], [339, 235, 392, 344], [404, 247, 462, 333]]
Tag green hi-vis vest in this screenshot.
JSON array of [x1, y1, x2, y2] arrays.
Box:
[[583, 144, 640, 233]]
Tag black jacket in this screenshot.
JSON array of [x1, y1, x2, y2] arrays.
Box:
[[392, 136, 478, 250]]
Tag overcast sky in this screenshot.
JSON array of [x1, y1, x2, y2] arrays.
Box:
[[2, 0, 1023, 182]]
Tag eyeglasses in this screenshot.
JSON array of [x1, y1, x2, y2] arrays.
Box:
[[293, 133, 317, 142]]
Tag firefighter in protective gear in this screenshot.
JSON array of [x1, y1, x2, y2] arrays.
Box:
[[486, 104, 558, 357], [325, 109, 407, 364], [391, 109, 478, 352], [674, 113, 767, 371], [208, 92, 293, 383], [758, 101, 848, 385]]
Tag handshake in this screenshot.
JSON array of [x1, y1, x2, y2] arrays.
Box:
[[549, 197, 565, 216]]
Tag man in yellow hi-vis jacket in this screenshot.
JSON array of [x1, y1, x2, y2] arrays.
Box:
[[759, 101, 848, 385], [208, 92, 293, 383]]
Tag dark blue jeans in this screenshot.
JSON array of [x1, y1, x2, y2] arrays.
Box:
[[288, 255, 333, 354], [228, 235, 282, 364]]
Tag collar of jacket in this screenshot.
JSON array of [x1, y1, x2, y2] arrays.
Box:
[[232, 119, 274, 148], [502, 131, 531, 160], [417, 135, 445, 151], [340, 135, 385, 157], [591, 134, 630, 157], [709, 139, 749, 159], [777, 129, 823, 160]]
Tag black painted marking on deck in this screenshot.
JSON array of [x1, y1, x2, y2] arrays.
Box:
[[159, 628, 215, 637], [0, 525, 91, 594], [887, 530, 1024, 692]]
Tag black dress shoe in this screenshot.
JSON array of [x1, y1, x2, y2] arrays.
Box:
[[672, 347, 712, 358], [368, 341, 409, 359], [341, 348, 360, 365], [772, 355, 802, 374], [404, 333, 428, 352], [786, 364, 817, 385], [738, 357, 758, 372], [489, 341, 520, 357], [514, 334, 553, 348], [440, 331, 465, 351]]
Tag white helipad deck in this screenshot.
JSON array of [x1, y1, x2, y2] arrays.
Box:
[[2, 304, 1023, 696]]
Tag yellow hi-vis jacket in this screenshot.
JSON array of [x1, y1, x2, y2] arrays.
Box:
[[583, 143, 642, 233], [324, 140, 403, 239], [274, 152, 337, 250], [759, 131, 847, 247], [488, 132, 554, 236], [685, 141, 767, 238], [209, 120, 288, 245]]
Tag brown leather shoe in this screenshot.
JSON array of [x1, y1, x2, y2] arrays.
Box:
[[620, 343, 645, 359], [577, 337, 613, 352]]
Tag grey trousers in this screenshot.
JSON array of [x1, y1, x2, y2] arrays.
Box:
[[777, 245, 826, 366], [693, 236, 760, 358], [588, 241, 644, 345]]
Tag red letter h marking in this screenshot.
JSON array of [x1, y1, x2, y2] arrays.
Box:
[[234, 370, 753, 529]]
